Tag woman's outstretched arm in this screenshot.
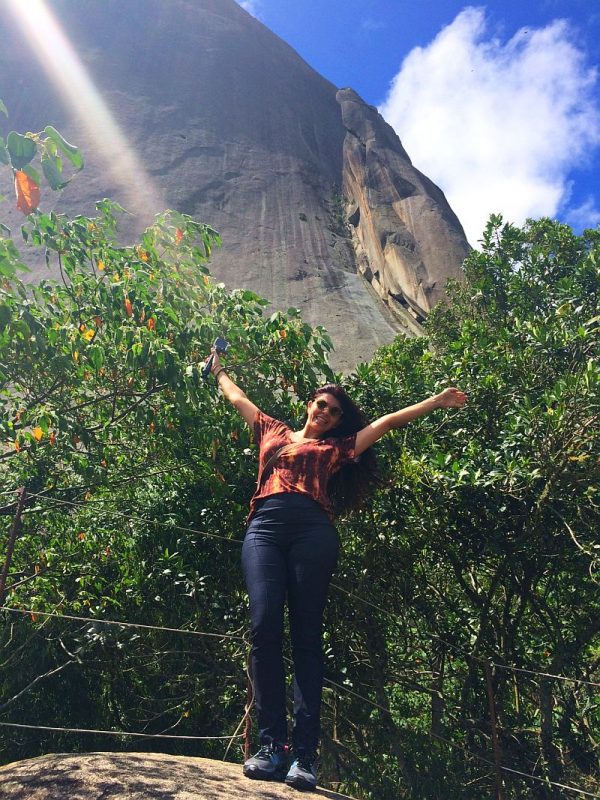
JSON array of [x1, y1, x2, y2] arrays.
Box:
[[354, 387, 467, 457], [207, 349, 259, 427]]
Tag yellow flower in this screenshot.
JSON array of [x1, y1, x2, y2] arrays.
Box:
[[97, 260, 105, 271], [33, 427, 43, 442], [83, 329, 95, 341]]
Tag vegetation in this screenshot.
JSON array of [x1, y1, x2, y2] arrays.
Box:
[[1, 103, 599, 799]]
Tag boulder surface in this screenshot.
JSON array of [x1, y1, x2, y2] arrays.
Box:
[[0, 751, 356, 799]]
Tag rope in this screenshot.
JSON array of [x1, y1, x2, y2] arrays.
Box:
[[0, 720, 244, 741], [330, 583, 600, 690], [499, 764, 600, 799], [0, 606, 245, 641], [489, 662, 600, 690], [27, 492, 238, 545], [430, 732, 600, 799]]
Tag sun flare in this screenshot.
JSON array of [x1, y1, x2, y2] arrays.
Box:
[[4, 0, 163, 220]]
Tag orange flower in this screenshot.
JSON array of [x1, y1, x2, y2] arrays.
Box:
[[33, 426, 43, 442], [202, 275, 209, 286], [138, 248, 149, 262], [124, 297, 133, 317], [14, 439, 20, 453], [30, 612, 39, 622], [78, 532, 86, 541], [279, 329, 287, 339], [14, 170, 40, 214], [97, 260, 105, 271], [175, 228, 184, 244], [149, 421, 155, 434], [147, 317, 156, 331], [49, 432, 56, 446], [139, 309, 146, 323]]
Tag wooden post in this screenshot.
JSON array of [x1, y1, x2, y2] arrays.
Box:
[[0, 488, 27, 605], [483, 660, 504, 800]]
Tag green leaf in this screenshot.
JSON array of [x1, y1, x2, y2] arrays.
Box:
[[0, 136, 8, 165], [0, 99, 7, 117], [41, 154, 69, 190], [44, 126, 84, 170], [22, 164, 41, 187], [88, 345, 104, 371], [6, 132, 37, 169], [0, 304, 11, 331]]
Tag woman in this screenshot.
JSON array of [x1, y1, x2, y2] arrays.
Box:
[[208, 348, 466, 790]]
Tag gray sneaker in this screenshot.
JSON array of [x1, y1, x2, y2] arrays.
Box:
[[285, 753, 318, 790], [243, 743, 289, 781]]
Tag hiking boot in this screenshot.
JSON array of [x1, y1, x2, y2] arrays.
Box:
[[243, 742, 289, 781], [285, 752, 318, 791]]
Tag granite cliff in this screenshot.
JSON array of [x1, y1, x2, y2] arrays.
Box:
[[0, 0, 469, 369]]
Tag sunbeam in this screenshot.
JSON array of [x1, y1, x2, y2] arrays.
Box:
[[4, 0, 164, 221]]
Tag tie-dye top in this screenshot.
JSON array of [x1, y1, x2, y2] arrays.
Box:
[[248, 410, 357, 522]]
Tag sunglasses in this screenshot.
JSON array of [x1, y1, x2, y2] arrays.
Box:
[[314, 398, 343, 418]]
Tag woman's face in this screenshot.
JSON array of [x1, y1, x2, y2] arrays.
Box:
[[307, 392, 344, 435]]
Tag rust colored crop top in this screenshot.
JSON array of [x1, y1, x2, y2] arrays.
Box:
[[247, 410, 357, 522]]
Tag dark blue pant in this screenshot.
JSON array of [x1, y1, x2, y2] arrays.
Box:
[[242, 493, 339, 754]]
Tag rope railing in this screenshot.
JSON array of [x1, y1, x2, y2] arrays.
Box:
[[429, 731, 600, 799], [25, 492, 238, 545], [2, 490, 599, 797], [2, 590, 598, 797], [330, 582, 600, 691], [0, 605, 245, 641], [0, 720, 244, 741], [11, 493, 599, 690]]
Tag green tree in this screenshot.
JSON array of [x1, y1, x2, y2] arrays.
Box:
[[324, 216, 599, 799]]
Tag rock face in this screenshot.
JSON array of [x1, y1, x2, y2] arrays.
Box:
[[0, 752, 355, 799], [338, 89, 469, 332], [0, 0, 469, 370]]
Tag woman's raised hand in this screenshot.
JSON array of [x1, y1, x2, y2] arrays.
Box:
[[436, 387, 467, 409], [206, 346, 221, 374]]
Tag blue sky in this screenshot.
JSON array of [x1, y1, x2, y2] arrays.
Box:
[[238, 0, 600, 244]]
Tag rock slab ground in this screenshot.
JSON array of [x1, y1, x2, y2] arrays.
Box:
[[0, 751, 357, 800]]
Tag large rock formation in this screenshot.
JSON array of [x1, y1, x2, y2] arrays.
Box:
[[0, 0, 469, 369], [0, 751, 355, 798]]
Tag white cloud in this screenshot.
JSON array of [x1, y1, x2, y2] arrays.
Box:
[[237, 0, 262, 18], [361, 18, 385, 33], [565, 196, 600, 231], [379, 7, 600, 243]]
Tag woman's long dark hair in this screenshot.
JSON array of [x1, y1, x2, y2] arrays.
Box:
[[309, 384, 380, 516]]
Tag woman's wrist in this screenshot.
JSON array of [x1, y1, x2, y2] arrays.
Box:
[[213, 366, 227, 380]]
